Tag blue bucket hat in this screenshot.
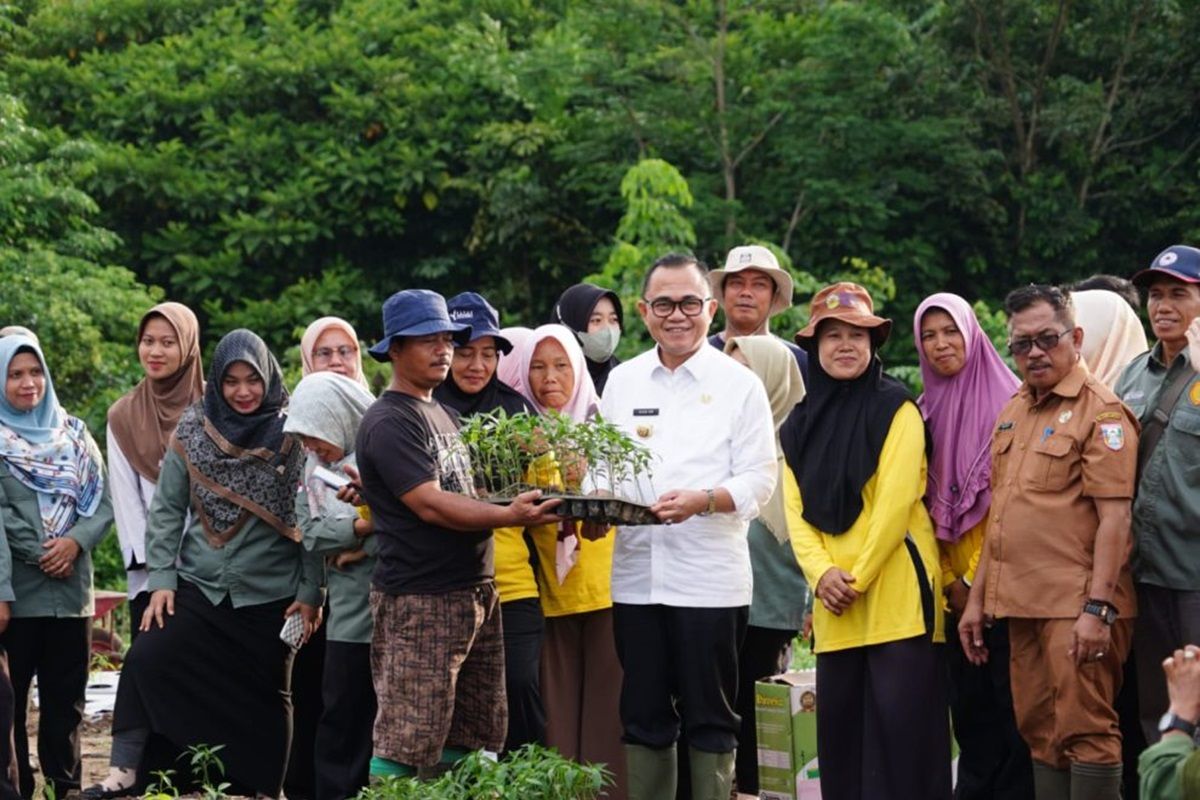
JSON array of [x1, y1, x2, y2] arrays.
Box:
[[446, 292, 513, 354], [367, 289, 471, 362], [1132, 244, 1200, 287]]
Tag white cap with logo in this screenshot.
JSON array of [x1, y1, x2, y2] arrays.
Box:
[[708, 244, 795, 316]]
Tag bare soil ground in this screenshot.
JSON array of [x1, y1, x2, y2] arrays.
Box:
[[25, 705, 111, 794]]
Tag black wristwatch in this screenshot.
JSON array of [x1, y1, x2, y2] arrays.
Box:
[[1082, 598, 1118, 625], [1158, 711, 1198, 739]]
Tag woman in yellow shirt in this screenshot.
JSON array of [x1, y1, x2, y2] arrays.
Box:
[[782, 283, 951, 799], [915, 293, 1030, 799], [514, 324, 626, 800]]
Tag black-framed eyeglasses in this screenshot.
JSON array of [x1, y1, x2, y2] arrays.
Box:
[[313, 345, 357, 361], [1007, 329, 1071, 356], [643, 296, 710, 318]]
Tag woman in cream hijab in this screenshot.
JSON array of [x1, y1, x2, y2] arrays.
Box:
[[1073, 289, 1149, 388], [300, 316, 370, 390], [723, 335, 808, 796]]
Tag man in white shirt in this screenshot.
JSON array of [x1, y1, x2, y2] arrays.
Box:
[[583, 252, 777, 800]]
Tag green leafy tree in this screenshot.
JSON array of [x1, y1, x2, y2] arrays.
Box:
[[0, 85, 160, 436], [0, 83, 160, 593]]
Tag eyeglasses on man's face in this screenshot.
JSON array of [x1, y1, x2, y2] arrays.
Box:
[[643, 296, 710, 318], [1007, 328, 1071, 356], [313, 345, 357, 362]]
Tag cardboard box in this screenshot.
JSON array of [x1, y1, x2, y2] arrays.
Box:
[[755, 670, 961, 799], [755, 671, 821, 800]]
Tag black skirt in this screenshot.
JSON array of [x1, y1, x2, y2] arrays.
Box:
[[113, 580, 295, 796]]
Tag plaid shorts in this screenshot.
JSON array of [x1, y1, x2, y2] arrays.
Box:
[[369, 582, 507, 766]]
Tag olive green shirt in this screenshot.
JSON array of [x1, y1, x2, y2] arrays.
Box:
[[146, 449, 322, 608], [0, 440, 113, 618], [1115, 345, 1200, 590], [296, 489, 376, 644], [1138, 734, 1200, 800]]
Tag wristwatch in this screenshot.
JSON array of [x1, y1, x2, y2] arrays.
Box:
[[1082, 598, 1118, 625], [701, 488, 717, 516], [1158, 711, 1198, 738]]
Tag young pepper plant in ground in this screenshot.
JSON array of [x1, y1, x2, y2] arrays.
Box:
[[356, 745, 611, 800]]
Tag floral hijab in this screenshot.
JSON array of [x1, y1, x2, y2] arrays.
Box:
[[0, 336, 104, 538]]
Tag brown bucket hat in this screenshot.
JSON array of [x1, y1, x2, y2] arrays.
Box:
[[795, 281, 893, 345]]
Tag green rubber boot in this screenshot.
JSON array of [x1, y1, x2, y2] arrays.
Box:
[[1033, 761, 1071, 800], [1070, 762, 1122, 800], [625, 744, 677, 800], [687, 748, 735, 800]]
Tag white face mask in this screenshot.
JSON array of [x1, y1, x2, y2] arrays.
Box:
[[577, 327, 620, 362]]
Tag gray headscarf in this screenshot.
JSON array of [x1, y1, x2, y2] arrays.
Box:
[[283, 371, 375, 518]]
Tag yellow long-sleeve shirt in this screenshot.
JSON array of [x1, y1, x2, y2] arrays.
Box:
[[532, 522, 614, 618], [786, 402, 944, 653], [525, 451, 613, 617], [494, 525, 539, 603], [939, 519, 985, 591]]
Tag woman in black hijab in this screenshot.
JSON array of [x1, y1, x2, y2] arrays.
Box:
[[432, 293, 545, 753], [549, 284, 622, 395], [780, 283, 951, 800], [90, 330, 321, 800]]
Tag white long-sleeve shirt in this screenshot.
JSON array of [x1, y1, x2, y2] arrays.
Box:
[[596, 344, 777, 607], [105, 424, 155, 599]]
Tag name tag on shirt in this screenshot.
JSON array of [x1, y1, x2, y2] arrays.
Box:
[[633, 409, 660, 417]]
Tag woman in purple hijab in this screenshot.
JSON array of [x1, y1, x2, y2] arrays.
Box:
[[914, 293, 1032, 799]]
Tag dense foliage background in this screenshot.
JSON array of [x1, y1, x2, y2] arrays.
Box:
[[2, 0, 1198, 586]]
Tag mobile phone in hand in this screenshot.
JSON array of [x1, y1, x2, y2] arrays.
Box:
[[312, 465, 351, 489]]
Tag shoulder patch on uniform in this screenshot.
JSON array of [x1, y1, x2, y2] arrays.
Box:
[[1095, 411, 1123, 422], [1099, 422, 1125, 451]]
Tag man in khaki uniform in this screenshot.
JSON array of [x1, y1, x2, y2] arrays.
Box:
[[960, 284, 1139, 800]]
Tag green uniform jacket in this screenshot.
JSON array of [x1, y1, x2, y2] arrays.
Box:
[[1115, 345, 1200, 590], [1139, 734, 1200, 800], [0, 431, 113, 618], [146, 449, 321, 608], [296, 488, 376, 644]]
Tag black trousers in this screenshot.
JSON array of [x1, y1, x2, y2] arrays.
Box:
[[127, 591, 149, 647], [0, 648, 21, 800], [500, 598, 545, 753], [817, 635, 952, 800], [1, 617, 90, 799], [285, 614, 326, 800], [612, 603, 746, 753], [734, 625, 795, 794], [114, 581, 294, 797], [946, 618, 1033, 800], [1135, 584, 1200, 745], [313, 641, 374, 800]]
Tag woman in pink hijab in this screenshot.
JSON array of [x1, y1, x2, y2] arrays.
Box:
[[512, 324, 626, 800], [914, 293, 1031, 798], [496, 327, 533, 395]]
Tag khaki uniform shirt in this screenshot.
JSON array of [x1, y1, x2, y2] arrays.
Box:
[[983, 362, 1139, 620]]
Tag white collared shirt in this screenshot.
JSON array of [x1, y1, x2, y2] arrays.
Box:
[[596, 344, 777, 607]]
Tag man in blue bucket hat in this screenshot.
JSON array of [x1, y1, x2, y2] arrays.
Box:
[[355, 289, 561, 779]]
